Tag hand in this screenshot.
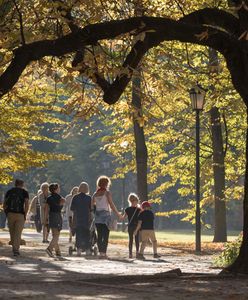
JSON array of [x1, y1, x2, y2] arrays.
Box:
[[134, 230, 137, 236]]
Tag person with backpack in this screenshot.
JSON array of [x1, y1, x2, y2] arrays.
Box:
[[121, 193, 141, 258], [3, 179, 29, 256], [44, 183, 65, 257]]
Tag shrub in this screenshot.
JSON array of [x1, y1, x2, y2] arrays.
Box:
[[214, 233, 242, 267]]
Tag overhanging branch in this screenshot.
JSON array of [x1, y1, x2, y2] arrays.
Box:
[[0, 16, 237, 103], [180, 8, 240, 36]]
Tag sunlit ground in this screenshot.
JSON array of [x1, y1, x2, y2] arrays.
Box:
[[13, 227, 239, 243]]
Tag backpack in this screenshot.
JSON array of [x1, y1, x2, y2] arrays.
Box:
[[4, 189, 24, 214]]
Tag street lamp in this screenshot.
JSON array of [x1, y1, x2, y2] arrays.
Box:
[[189, 84, 206, 253], [120, 141, 129, 231]]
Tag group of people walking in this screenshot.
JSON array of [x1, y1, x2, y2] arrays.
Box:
[[3, 176, 161, 259]]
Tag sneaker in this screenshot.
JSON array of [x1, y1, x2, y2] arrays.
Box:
[[153, 253, 161, 258], [13, 251, 20, 256], [46, 248, 54, 257], [42, 240, 49, 243], [99, 253, 108, 259], [136, 253, 145, 260], [56, 252, 62, 257], [129, 254, 133, 259]]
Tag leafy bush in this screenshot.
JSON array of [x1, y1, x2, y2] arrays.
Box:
[[214, 233, 242, 267]]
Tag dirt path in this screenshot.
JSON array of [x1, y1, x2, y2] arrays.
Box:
[[0, 231, 247, 299]]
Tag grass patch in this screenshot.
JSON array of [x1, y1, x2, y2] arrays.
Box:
[[109, 229, 240, 243], [109, 230, 240, 254]]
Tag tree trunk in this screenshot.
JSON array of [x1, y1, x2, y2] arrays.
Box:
[[225, 109, 248, 273], [210, 106, 227, 242], [208, 48, 227, 242], [131, 3, 148, 202], [132, 72, 148, 202]]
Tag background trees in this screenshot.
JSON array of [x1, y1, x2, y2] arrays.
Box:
[[0, 0, 248, 272]]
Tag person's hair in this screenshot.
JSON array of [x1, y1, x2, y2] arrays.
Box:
[[128, 193, 139, 204], [96, 175, 111, 189], [71, 186, 79, 195], [40, 182, 49, 191], [78, 182, 89, 194], [15, 179, 24, 187], [49, 183, 59, 194]]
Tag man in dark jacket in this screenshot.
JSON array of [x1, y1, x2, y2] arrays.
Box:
[[70, 182, 93, 256], [4, 179, 29, 256]]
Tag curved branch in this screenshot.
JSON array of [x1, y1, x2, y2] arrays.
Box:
[[180, 8, 240, 36], [0, 16, 237, 103]]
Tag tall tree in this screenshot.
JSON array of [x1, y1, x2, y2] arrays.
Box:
[[209, 48, 227, 242], [132, 2, 148, 201]]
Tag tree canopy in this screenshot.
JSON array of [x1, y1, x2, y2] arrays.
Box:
[[1, 0, 248, 273]]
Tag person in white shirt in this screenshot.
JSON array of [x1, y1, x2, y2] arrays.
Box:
[[93, 176, 121, 258]]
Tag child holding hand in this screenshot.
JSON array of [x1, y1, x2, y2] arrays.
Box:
[[122, 193, 141, 258], [134, 201, 161, 259]]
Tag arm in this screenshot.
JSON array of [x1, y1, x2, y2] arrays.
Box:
[[44, 203, 49, 224], [28, 196, 36, 215], [134, 220, 142, 236], [24, 198, 29, 220], [91, 196, 95, 211], [120, 212, 127, 220], [106, 191, 121, 218], [70, 198, 75, 229], [3, 191, 9, 211], [60, 197, 65, 205]]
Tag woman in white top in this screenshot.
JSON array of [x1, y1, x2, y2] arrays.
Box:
[[64, 186, 78, 243], [93, 175, 120, 258]]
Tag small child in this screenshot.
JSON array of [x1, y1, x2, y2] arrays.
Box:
[[122, 193, 141, 258], [134, 201, 161, 259]]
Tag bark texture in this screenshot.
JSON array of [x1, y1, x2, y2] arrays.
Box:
[[210, 107, 227, 242], [132, 72, 148, 202]]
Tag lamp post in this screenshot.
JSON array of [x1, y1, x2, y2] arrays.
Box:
[[120, 141, 129, 231], [189, 84, 206, 253]]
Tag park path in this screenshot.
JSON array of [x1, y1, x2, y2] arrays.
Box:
[[1, 229, 247, 299]]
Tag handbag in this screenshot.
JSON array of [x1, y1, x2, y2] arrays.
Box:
[[125, 207, 139, 231]]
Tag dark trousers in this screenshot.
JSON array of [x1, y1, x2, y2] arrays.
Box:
[[76, 227, 90, 250], [96, 223, 109, 253], [128, 225, 139, 255], [35, 208, 42, 233]]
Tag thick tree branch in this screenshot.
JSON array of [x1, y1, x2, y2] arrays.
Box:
[[180, 7, 240, 36], [0, 16, 239, 103]]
